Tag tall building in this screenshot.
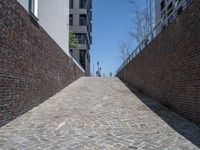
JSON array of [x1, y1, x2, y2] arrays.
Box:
[[69, 0, 92, 76], [155, 0, 188, 25]]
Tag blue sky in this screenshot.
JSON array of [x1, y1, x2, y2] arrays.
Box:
[[90, 0, 137, 76]]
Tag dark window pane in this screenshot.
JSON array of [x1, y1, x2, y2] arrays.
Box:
[[79, 14, 87, 26], [79, 50, 86, 69], [167, 2, 173, 16], [70, 0, 73, 9], [80, 0, 87, 9], [69, 14, 73, 26], [70, 49, 73, 54], [75, 33, 87, 44], [167, 2, 173, 11], [161, 0, 165, 11], [29, 0, 37, 17]]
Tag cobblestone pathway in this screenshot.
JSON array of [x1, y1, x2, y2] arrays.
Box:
[[0, 77, 200, 150]]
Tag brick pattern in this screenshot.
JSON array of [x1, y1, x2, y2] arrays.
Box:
[[117, 0, 200, 127], [0, 0, 84, 126]]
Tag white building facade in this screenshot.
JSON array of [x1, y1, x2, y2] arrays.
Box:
[[17, 0, 70, 55]]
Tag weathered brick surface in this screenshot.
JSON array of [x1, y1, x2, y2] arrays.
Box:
[[0, 0, 84, 126], [117, 0, 200, 127]]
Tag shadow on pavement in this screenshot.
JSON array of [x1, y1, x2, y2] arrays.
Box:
[[122, 81, 200, 148]]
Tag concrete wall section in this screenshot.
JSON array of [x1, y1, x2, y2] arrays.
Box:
[[117, 0, 200, 127], [38, 0, 70, 55]]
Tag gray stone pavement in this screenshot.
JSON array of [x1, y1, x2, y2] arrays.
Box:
[[0, 77, 200, 150]]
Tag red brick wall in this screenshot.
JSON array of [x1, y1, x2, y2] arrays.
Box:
[[117, 0, 200, 126], [0, 0, 84, 126]]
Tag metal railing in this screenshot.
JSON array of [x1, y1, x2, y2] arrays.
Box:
[[116, 0, 192, 74]]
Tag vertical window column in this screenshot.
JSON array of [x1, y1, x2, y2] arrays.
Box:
[[79, 14, 87, 26], [79, 50, 86, 69], [29, 0, 38, 18], [70, 0, 74, 9], [161, 0, 165, 11], [70, 14, 73, 26], [80, 0, 87, 9]]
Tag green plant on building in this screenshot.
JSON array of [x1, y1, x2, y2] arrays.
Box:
[[69, 32, 79, 49]]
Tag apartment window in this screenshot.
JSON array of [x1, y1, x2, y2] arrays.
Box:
[[29, 0, 38, 18], [167, 2, 173, 16], [69, 14, 73, 26], [70, 49, 73, 55], [88, 22, 92, 32], [89, 35, 92, 44], [79, 14, 87, 26], [70, 0, 73, 9], [167, 2, 173, 11], [161, 0, 165, 11], [80, 0, 87, 9], [75, 33, 87, 44], [177, 6, 183, 15], [87, 53, 90, 63], [79, 50, 86, 69], [89, 10, 92, 21]]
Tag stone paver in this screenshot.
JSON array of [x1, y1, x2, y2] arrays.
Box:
[[0, 77, 200, 150]]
